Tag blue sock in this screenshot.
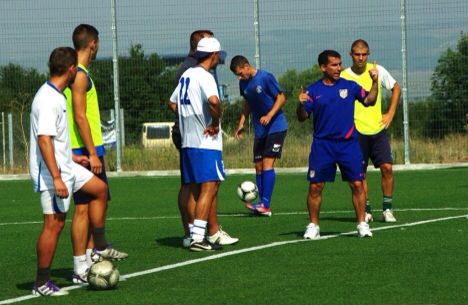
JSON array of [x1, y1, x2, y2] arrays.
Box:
[[261, 169, 275, 208], [256, 173, 263, 202]]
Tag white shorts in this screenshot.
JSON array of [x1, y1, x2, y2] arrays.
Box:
[[40, 163, 93, 214]]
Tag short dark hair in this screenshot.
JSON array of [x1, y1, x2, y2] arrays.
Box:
[[190, 30, 214, 52], [72, 24, 99, 50], [318, 50, 341, 66], [350, 39, 370, 53], [230, 55, 250, 72], [48, 47, 77, 76]]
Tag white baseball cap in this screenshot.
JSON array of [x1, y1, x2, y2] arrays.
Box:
[[194, 37, 221, 58]]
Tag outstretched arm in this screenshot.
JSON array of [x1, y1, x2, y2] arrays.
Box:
[[234, 101, 250, 139], [168, 101, 177, 114], [297, 87, 310, 122], [37, 135, 68, 199], [381, 82, 401, 129], [260, 92, 286, 126], [204, 95, 221, 137], [70, 72, 102, 174], [363, 61, 379, 106]]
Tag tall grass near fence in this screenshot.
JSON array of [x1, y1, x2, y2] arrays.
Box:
[[99, 133, 468, 172]]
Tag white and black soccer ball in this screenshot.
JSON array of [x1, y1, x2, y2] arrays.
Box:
[[87, 260, 120, 290], [237, 181, 258, 202]]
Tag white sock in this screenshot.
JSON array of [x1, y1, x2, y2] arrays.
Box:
[[73, 255, 88, 275], [188, 223, 194, 237], [192, 219, 207, 242], [85, 248, 93, 267]]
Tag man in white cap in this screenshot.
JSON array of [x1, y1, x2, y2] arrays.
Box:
[[169, 37, 233, 251]]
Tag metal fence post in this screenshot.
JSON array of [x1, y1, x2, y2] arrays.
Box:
[[253, 0, 261, 69], [2, 112, 5, 169], [111, 0, 122, 172], [400, 0, 410, 165], [8, 113, 13, 169], [120, 108, 125, 147]]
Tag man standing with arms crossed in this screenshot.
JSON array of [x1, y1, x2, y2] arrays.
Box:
[[341, 39, 400, 223], [64, 24, 127, 283], [169, 37, 228, 251]]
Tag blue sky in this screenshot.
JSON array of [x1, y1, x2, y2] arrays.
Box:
[[0, 0, 466, 98]]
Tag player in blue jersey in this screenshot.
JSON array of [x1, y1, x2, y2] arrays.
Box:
[[296, 50, 379, 239], [230, 55, 287, 216], [169, 37, 233, 251]]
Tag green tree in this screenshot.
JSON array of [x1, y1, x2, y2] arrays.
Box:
[[429, 32, 468, 138], [278, 65, 321, 137], [0, 64, 46, 164], [91, 44, 177, 144]]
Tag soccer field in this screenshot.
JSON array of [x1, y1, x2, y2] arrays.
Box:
[[0, 168, 467, 305]]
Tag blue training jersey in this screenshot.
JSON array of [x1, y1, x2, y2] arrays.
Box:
[[239, 69, 287, 138], [303, 78, 368, 140]]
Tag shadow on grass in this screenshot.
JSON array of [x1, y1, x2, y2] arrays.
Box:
[[320, 216, 356, 223], [16, 281, 34, 291], [155, 236, 185, 248], [279, 230, 344, 238], [16, 268, 75, 291]]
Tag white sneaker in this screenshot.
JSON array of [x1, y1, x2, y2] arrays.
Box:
[[207, 227, 239, 245], [382, 209, 397, 222], [72, 270, 88, 284], [303, 223, 320, 240], [365, 212, 374, 223], [32, 280, 69, 296], [92, 245, 128, 262], [357, 221, 373, 238], [182, 236, 191, 248], [189, 239, 220, 252]]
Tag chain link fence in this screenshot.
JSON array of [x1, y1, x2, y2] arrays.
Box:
[[0, 0, 467, 172]]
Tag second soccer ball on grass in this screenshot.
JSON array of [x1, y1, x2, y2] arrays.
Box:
[[237, 181, 258, 203]]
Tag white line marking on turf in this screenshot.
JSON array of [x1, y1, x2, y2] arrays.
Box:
[[1, 207, 467, 226], [1, 214, 466, 305]]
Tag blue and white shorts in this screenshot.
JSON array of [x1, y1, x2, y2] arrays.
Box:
[[180, 148, 225, 184], [40, 163, 93, 214]]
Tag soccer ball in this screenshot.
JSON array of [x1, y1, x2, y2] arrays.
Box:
[[237, 181, 258, 202], [87, 260, 120, 290]]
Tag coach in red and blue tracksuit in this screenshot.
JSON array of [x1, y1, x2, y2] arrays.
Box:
[[296, 50, 379, 240]]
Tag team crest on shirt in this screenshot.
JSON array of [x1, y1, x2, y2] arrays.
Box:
[[309, 170, 315, 178], [339, 89, 348, 99], [256, 85, 263, 94], [272, 143, 282, 152]]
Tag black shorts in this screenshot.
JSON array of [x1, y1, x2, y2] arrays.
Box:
[[357, 129, 393, 169], [73, 155, 110, 204], [171, 119, 182, 151], [253, 131, 287, 162]]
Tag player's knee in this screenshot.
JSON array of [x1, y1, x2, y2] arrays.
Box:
[[73, 204, 88, 218], [92, 178, 108, 201], [45, 217, 66, 233], [380, 163, 393, 177], [349, 180, 364, 193], [309, 183, 324, 196]]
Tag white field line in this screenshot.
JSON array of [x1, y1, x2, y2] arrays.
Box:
[[1, 207, 468, 226], [1, 162, 467, 180], [0, 214, 466, 305]]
